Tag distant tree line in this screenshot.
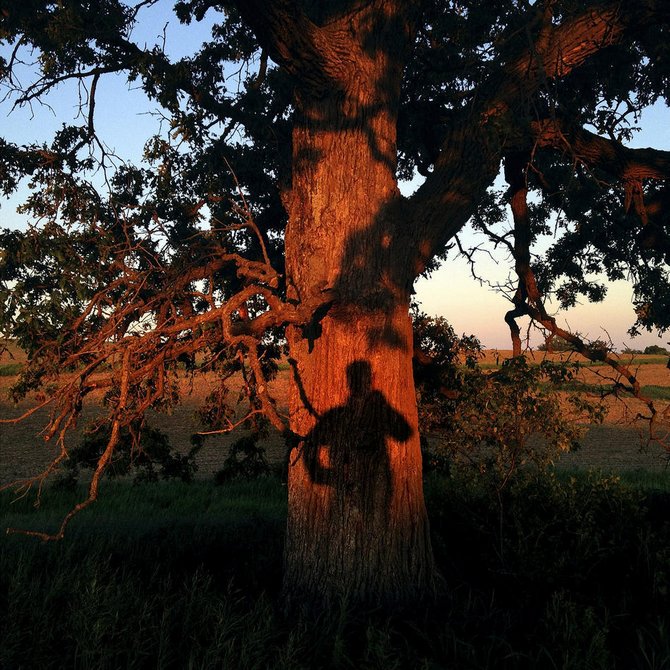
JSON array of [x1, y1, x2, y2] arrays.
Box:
[[539, 336, 669, 356]]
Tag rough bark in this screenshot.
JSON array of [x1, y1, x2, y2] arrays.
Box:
[[229, 0, 670, 609], [283, 309, 434, 608], [275, 2, 435, 608]]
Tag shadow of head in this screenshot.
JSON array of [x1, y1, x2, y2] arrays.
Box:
[[346, 360, 373, 396]]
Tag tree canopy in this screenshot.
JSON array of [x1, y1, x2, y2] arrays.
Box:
[[1, 0, 669, 603], [2, 2, 669, 342]]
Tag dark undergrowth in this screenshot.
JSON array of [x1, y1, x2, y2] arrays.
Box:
[[2, 473, 670, 668]]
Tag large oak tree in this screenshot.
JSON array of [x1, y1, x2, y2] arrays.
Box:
[[1, 0, 669, 607]]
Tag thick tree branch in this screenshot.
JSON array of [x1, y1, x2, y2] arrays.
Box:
[[233, 0, 415, 101], [231, 0, 340, 95], [532, 119, 670, 182], [513, 5, 624, 80], [530, 119, 670, 254], [407, 0, 667, 274]]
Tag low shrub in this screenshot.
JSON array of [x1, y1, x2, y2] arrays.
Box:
[[214, 434, 272, 484], [644, 345, 669, 356], [57, 421, 200, 487], [413, 313, 605, 490]]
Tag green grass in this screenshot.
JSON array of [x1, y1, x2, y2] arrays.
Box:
[[618, 468, 670, 490], [1, 478, 290, 669], [540, 379, 670, 400], [626, 356, 669, 365], [0, 478, 286, 536], [0, 362, 23, 376], [575, 356, 669, 367], [4, 472, 670, 668], [554, 466, 670, 491], [479, 356, 668, 371], [642, 385, 670, 401]]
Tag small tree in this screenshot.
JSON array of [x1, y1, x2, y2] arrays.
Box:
[[415, 315, 606, 487], [414, 314, 607, 561], [57, 421, 199, 488]]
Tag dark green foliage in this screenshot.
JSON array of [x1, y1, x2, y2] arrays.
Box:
[[214, 434, 272, 484], [425, 471, 670, 669], [412, 308, 483, 438], [61, 421, 200, 485], [3, 475, 670, 668], [644, 345, 669, 355]]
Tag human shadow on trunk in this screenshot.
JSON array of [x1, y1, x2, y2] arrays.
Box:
[[302, 360, 412, 514]]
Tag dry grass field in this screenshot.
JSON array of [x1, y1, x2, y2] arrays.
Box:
[[0, 341, 292, 484], [482, 349, 670, 471], [1, 343, 669, 484]]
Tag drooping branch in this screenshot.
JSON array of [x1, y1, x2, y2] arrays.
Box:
[[6, 347, 132, 541], [0, 187, 338, 538], [1, 262, 334, 536], [503, 152, 535, 356], [503, 154, 666, 450]]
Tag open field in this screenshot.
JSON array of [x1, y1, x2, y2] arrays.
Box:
[[1, 345, 669, 484], [480, 349, 670, 472]]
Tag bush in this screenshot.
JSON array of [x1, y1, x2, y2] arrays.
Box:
[[59, 420, 200, 485], [214, 434, 272, 484], [413, 313, 606, 489], [643, 344, 669, 355]]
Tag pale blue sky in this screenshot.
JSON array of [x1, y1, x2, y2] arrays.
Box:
[[1, 6, 669, 351]]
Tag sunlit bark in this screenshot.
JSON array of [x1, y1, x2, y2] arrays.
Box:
[[273, 1, 436, 606]]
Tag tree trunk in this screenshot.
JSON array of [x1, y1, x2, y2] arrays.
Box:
[[283, 308, 435, 608], [280, 17, 436, 606]]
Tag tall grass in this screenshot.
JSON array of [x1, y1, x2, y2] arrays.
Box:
[[3, 473, 670, 668]]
